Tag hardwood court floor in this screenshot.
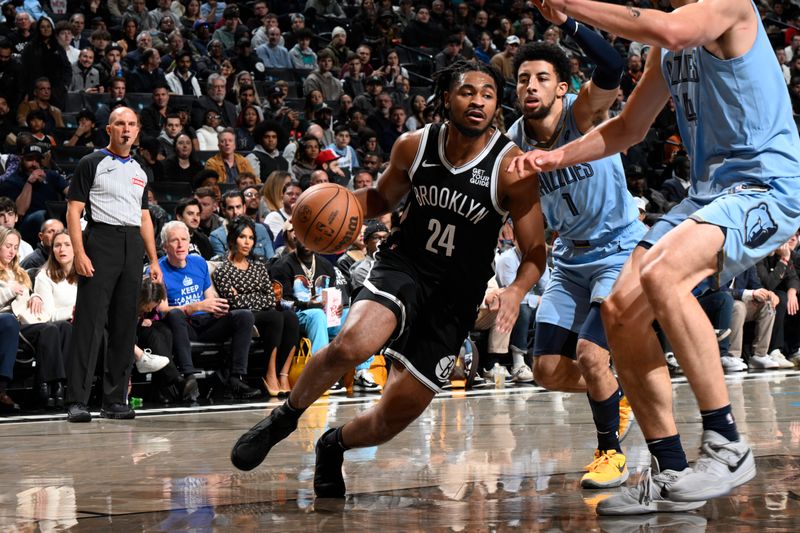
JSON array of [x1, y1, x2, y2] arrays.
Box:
[[1, 371, 799, 531]]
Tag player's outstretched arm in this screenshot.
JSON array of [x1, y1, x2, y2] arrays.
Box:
[[509, 48, 669, 177], [550, 0, 750, 51], [489, 148, 547, 333], [532, 0, 623, 131], [353, 131, 419, 220]]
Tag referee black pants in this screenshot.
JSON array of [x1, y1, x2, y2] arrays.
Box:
[[67, 224, 144, 406]]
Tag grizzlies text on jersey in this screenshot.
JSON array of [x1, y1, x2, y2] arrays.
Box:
[[506, 94, 640, 243]]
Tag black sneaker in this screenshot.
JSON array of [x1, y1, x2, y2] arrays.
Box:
[[66, 402, 92, 423], [225, 376, 261, 399], [314, 428, 346, 498], [231, 402, 299, 471], [328, 380, 347, 395], [182, 375, 200, 402], [100, 402, 136, 420]]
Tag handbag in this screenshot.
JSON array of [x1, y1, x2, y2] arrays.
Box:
[[288, 337, 312, 387], [11, 294, 50, 325]]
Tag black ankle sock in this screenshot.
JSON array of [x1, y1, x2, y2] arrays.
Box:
[[284, 397, 306, 418], [700, 404, 739, 441], [588, 388, 622, 453], [646, 434, 689, 472], [322, 426, 350, 451]]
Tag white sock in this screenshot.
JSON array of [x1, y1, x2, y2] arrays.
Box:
[[510, 346, 525, 368]]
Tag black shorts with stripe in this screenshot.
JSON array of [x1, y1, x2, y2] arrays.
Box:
[[352, 248, 483, 393]]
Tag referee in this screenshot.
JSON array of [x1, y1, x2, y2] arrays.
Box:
[[65, 107, 162, 422]]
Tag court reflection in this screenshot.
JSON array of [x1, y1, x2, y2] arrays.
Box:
[[0, 373, 798, 530]]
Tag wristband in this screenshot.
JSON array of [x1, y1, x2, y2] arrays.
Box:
[[559, 16, 579, 37]]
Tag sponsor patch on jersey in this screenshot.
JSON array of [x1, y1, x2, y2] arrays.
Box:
[[131, 176, 146, 188], [470, 168, 489, 187]]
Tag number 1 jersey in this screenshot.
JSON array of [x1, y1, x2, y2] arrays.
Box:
[[390, 122, 513, 287]]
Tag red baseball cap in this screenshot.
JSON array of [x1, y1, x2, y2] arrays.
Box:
[[315, 149, 340, 165]]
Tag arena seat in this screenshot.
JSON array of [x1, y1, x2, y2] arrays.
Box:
[[149, 182, 192, 203]]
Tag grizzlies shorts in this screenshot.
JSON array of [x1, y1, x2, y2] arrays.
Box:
[[353, 248, 483, 394], [641, 178, 800, 286], [534, 221, 647, 352]]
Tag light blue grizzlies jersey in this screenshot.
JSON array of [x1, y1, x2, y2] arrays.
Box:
[[660, 0, 800, 198], [507, 93, 640, 242]]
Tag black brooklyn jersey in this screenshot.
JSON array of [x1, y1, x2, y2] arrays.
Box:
[[391, 122, 514, 286]]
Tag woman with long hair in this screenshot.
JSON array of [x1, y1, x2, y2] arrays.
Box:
[[405, 94, 428, 132], [235, 104, 260, 151], [32, 230, 77, 408], [0, 227, 22, 412], [259, 170, 292, 220], [180, 0, 201, 29], [21, 16, 71, 110], [375, 49, 409, 87], [161, 133, 204, 182], [118, 17, 139, 55], [291, 135, 321, 186], [0, 228, 71, 409], [212, 217, 300, 395], [493, 17, 513, 50], [475, 31, 498, 65], [303, 90, 325, 123]]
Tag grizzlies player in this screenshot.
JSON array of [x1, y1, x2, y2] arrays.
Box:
[[511, 0, 800, 515], [230, 61, 547, 498], [506, 3, 645, 490]]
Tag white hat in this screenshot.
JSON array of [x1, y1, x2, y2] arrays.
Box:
[[332, 26, 346, 38]]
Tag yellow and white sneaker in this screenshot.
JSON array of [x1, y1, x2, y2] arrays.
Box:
[[618, 395, 634, 443], [581, 450, 629, 489]]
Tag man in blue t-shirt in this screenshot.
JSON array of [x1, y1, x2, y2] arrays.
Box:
[[156, 220, 259, 399]]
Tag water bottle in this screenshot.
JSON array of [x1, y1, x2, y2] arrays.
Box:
[[493, 363, 504, 389]]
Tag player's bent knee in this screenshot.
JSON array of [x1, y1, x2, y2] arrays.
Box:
[[639, 251, 678, 300], [532, 357, 564, 390], [576, 341, 610, 378], [326, 331, 374, 366]]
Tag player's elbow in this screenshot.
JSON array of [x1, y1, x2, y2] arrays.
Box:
[[658, 19, 708, 51]]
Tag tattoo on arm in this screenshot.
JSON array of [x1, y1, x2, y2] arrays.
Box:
[[627, 6, 641, 18]]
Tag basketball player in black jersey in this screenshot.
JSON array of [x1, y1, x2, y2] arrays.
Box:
[[230, 61, 547, 498]]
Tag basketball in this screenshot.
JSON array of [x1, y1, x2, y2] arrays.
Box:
[[292, 183, 364, 254]]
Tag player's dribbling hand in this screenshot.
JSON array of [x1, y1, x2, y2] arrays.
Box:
[[486, 286, 524, 334], [74, 252, 95, 277], [507, 149, 562, 177], [532, 0, 568, 25]]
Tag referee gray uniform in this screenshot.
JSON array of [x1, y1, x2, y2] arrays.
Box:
[[67, 148, 149, 408]]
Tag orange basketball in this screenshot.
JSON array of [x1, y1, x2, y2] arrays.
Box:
[[292, 183, 364, 254]]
